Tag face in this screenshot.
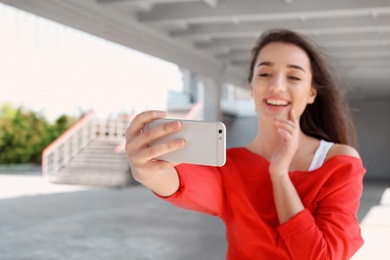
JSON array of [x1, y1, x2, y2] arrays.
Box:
[[250, 42, 317, 121]]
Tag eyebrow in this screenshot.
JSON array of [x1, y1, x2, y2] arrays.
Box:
[[256, 61, 306, 73]]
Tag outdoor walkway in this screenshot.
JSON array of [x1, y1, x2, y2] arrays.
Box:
[[0, 167, 225, 260], [1, 166, 389, 260], [352, 184, 390, 260]]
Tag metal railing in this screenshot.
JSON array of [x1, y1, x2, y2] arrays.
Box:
[[42, 112, 95, 178], [42, 112, 133, 178], [184, 101, 203, 120], [95, 115, 133, 140], [42, 103, 203, 178]]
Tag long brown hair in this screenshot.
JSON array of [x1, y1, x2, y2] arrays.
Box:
[[248, 29, 356, 145]]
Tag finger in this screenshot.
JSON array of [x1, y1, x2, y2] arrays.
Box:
[[275, 123, 294, 139], [135, 120, 183, 149], [125, 110, 166, 140], [274, 118, 295, 128], [125, 120, 182, 157], [274, 117, 296, 133], [136, 138, 186, 164], [277, 127, 293, 141]]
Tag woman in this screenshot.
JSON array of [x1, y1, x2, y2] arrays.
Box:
[[125, 29, 365, 259]]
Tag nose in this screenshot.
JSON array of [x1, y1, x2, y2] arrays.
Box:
[[269, 75, 286, 92]]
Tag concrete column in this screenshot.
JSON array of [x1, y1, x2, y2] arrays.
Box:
[[182, 69, 199, 103], [199, 76, 223, 122]]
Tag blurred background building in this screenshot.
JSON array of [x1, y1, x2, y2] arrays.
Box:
[[1, 1, 390, 259], [1, 0, 389, 180]]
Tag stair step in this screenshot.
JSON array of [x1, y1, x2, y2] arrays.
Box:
[[51, 170, 133, 187], [88, 142, 119, 148], [48, 137, 131, 186], [78, 149, 118, 154], [91, 139, 123, 145], [59, 168, 128, 174], [59, 168, 129, 175], [77, 154, 119, 159], [72, 157, 127, 163], [64, 163, 129, 171], [87, 144, 118, 149]]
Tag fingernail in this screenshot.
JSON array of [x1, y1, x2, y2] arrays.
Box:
[[168, 121, 180, 129], [156, 111, 166, 117], [174, 139, 185, 146]]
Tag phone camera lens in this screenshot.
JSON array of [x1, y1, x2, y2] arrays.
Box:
[[218, 129, 223, 134]]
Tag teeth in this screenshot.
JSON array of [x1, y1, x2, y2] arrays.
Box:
[[266, 99, 288, 106]]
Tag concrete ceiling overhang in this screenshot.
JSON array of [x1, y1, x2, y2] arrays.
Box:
[[2, 0, 390, 98]]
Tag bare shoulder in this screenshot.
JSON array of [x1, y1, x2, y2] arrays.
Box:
[[327, 143, 361, 159]]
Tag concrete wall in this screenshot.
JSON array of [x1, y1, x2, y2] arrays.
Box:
[[223, 96, 390, 180], [350, 97, 390, 180], [223, 115, 257, 148]]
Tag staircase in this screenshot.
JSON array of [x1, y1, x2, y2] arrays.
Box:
[[52, 139, 132, 187], [42, 112, 134, 188], [42, 102, 203, 188]]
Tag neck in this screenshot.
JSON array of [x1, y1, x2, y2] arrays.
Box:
[[251, 121, 283, 160]]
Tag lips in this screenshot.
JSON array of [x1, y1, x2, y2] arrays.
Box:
[[265, 98, 290, 107], [266, 99, 289, 106], [263, 98, 291, 113]]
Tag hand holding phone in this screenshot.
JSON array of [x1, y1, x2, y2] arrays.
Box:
[[143, 119, 226, 166]]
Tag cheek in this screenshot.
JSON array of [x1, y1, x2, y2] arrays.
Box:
[[294, 93, 313, 116], [250, 84, 262, 96], [295, 103, 308, 116], [250, 88, 265, 111]]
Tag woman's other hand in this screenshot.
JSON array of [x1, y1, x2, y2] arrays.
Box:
[[269, 108, 299, 179]]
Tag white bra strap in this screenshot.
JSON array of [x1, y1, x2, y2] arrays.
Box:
[[308, 140, 334, 171]]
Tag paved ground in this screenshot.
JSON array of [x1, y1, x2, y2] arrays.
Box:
[[0, 166, 389, 260], [0, 167, 226, 260]]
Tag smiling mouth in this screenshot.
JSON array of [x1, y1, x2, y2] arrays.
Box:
[[265, 99, 290, 106]]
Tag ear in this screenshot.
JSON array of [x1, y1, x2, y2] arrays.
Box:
[[307, 86, 317, 104], [249, 84, 253, 97]]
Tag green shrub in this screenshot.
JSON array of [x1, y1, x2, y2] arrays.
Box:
[[0, 103, 77, 164]]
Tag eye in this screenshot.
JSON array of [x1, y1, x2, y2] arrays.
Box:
[[258, 73, 271, 78], [288, 76, 301, 81]]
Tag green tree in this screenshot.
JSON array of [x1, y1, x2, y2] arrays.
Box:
[[0, 103, 76, 164]]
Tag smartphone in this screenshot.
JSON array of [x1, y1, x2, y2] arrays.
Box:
[[143, 118, 226, 166]]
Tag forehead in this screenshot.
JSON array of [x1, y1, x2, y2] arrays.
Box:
[[256, 42, 311, 70]]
